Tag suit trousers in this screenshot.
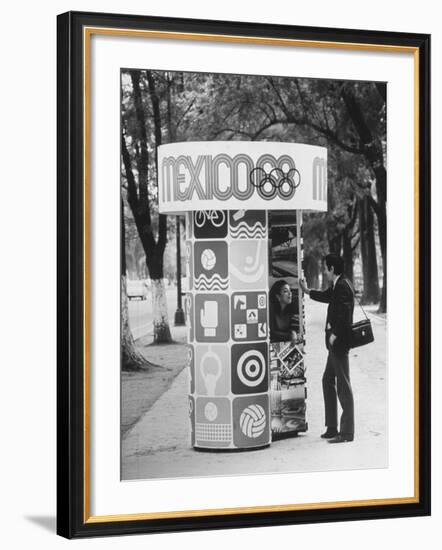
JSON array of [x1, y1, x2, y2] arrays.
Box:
[[322, 346, 354, 436]]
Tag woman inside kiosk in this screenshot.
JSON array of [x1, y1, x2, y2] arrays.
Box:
[[269, 279, 299, 343]]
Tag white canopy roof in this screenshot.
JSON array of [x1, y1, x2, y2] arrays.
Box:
[[158, 141, 327, 214]]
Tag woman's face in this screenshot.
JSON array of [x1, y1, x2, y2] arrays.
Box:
[[277, 284, 292, 306]]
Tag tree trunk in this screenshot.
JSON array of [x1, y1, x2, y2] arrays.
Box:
[[150, 279, 172, 344], [145, 71, 172, 340], [121, 276, 151, 370], [321, 261, 329, 290], [303, 254, 319, 289], [146, 252, 172, 344], [121, 197, 151, 371], [122, 71, 172, 344], [377, 205, 387, 313], [328, 235, 341, 256], [359, 196, 380, 304], [341, 89, 387, 313], [342, 229, 354, 283]]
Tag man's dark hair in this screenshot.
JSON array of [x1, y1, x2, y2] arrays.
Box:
[[325, 254, 344, 276]]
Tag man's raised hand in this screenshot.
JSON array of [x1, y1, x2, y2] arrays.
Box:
[[299, 279, 310, 295]]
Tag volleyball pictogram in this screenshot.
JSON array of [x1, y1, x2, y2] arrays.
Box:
[[195, 397, 232, 448], [239, 404, 267, 438], [194, 241, 228, 291], [232, 394, 270, 447], [201, 248, 217, 271], [204, 401, 218, 422]]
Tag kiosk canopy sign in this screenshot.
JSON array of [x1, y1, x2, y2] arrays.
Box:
[[158, 142, 327, 214]]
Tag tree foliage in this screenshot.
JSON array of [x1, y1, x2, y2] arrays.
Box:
[[121, 69, 387, 314]]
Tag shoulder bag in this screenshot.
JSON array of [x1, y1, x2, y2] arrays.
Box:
[[345, 279, 375, 348]]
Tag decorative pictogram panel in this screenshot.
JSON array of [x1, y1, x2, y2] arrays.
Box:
[[185, 211, 193, 240], [194, 241, 228, 291], [194, 294, 229, 343], [195, 397, 232, 448], [187, 345, 195, 394], [232, 394, 270, 448], [231, 342, 268, 395], [229, 210, 266, 239], [229, 239, 267, 290], [195, 345, 230, 396], [189, 396, 195, 447], [156, 141, 318, 452], [231, 291, 268, 341], [194, 210, 228, 239], [185, 241, 193, 290], [184, 293, 194, 342]]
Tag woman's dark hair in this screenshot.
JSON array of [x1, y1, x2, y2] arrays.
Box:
[[270, 279, 290, 314], [325, 254, 344, 276]]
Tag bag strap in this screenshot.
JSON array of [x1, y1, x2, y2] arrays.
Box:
[[342, 278, 370, 321]]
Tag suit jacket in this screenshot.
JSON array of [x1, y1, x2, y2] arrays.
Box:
[[310, 276, 354, 351]]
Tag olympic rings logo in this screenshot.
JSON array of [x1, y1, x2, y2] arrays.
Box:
[[249, 166, 301, 200]]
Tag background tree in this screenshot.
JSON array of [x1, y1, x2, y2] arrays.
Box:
[[121, 69, 387, 333], [256, 77, 386, 310], [121, 197, 156, 370], [121, 70, 171, 343], [202, 75, 386, 309]]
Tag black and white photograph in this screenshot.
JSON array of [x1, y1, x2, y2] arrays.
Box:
[[0, 0, 435, 545], [120, 68, 387, 481]]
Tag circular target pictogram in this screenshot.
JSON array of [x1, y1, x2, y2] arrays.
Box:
[[237, 349, 266, 387]]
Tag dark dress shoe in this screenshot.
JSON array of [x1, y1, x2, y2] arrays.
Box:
[[328, 434, 354, 443], [320, 428, 338, 439]]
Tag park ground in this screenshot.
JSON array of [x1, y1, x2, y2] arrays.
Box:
[[121, 287, 187, 437], [121, 296, 387, 481]]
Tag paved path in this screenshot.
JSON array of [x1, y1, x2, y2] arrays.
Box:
[[122, 299, 387, 480]]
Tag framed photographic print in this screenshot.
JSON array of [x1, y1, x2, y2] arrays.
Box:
[[57, 11, 431, 538]]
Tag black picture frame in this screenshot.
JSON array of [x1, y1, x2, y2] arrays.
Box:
[[57, 10, 431, 539]]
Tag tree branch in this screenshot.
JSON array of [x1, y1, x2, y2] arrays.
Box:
[[351, 235, 360, 251], [367, 194, 381, 217], [375, 82, 386, 103], [210, 127, 254, 140], [121, 133, 138, 210], [268, 77, 291, 119], [250, 114, 364, 154], [174, 98, 196, 132], [121, 131, 155, 251], [130, 70, 150, 206]]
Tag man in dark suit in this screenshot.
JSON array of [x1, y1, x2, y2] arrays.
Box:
[[299, 254, 355, 443]]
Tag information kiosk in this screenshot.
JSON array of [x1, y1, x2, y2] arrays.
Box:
[[158, 142, 327, 450]]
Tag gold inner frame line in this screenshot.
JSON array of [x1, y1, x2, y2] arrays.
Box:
[[82, 26, 420, 524]]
